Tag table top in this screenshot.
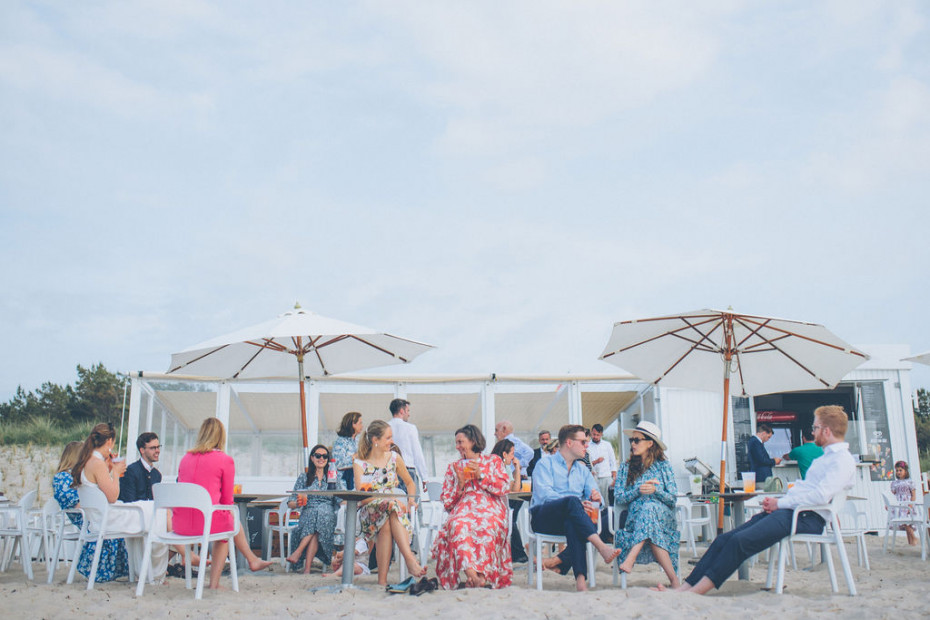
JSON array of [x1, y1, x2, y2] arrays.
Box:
[[299, 489, 406, 500], [507, 492, 532, 501]]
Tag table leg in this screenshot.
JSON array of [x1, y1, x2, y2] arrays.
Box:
[[235, 501, 250, 574], [733, 499, 750, 580], [341, 498, 359, 588]]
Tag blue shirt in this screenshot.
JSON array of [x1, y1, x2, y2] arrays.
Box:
[[530, 451, 599, 510], [507, 433, 534, 472]]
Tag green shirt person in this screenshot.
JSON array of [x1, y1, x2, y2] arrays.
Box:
[[784, 429, 824, 479]]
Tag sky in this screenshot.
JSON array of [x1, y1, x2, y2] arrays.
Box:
[[2, 1, 929, 402]]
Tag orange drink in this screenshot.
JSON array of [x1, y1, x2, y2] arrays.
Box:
[[233, 483, 242, 494], [521, 480, 531, 493], [585, 504, 599, 523]]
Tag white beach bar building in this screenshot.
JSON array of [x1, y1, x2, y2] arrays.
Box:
[[124, 345, 918, 531]]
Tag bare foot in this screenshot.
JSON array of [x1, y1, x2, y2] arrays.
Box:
[[208, 584, 229, 591], [248, 558, 274, 572], [617, 558, 634, 573], [600, 547, 622, 565], [541, 556, 562, 573], [406, 558, 427, 578]]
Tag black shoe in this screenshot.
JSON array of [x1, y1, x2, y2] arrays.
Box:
[[512, 553, 529, 564]]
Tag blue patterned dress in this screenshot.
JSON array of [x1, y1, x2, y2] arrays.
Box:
[[287, 472, 345, 571], [52, 471, 129, 582], [332, 435, 358, 489], [613, 459, 680, 573]]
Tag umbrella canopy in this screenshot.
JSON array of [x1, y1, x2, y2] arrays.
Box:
[[599, 308, 869, 531], [904, 351, 930, 366], [167, 304, 434, 457]]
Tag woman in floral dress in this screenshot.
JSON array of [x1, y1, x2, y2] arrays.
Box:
[[286, 444, 345, 572], [614, 421, 680, 587], [333, 411, 361, 490], [354, 419, 427, 586], [432, 425, 512, 589], [890, 460, 919, 545], [52, 441, 129, 582]]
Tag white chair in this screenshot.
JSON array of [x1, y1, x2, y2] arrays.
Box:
[[764, 491, 857, 596], [67, 486, 146, 590], [677, 498, 713, 556], [24, 498, 60, 575], [525, 506, 597, 590], [0, 490, 37, 580], [46, 507, 83, 584], [136, 483, 239, 600], [262, 499, 294, 567], [417, 481, 447, 560], [839, 500, 871, 569], [881, 492, 928, 560]]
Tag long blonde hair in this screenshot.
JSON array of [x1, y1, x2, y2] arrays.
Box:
[[71, 422, 116, 486], [56, 441, 84, 474], [357, 419, 390, 460], [189, 418, 226, 454]]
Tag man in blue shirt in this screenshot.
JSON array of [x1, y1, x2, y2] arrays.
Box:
[[530, 424, 622, 591]]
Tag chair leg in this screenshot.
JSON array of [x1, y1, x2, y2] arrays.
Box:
[[85, 536, 105, 590], [48, 523, 66, 584], [135, 534, 154, 597], [833, 532, 857, 595], [65, 532, 84, 585], [535, 540, 544, 591], [765, 541, 779, 589], [822, 544, 838, 593], [228, 534, 239, 593], [775, 539, 788, 594]]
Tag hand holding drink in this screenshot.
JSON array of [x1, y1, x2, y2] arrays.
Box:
[[582, 500, 599, 523], [110, 453, 127, 477], [297, 494, 307, 507]]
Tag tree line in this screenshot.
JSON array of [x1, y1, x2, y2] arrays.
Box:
[[0, 363, 126, 427]]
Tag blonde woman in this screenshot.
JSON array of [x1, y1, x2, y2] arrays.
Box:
[[354, 419, 427, 586], [174, 418, 273, 589]]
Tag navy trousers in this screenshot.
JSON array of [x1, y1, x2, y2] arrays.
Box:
[[684, 508, 825, 589], [530, 496, 597, 578]]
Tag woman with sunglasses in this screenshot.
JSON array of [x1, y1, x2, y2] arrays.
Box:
[[286, 444, 346, 573], [613, 421, 680, 588]]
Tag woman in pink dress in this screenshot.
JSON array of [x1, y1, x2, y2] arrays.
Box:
[[431, 424, 512, 589], [174, 418, 272, 589]]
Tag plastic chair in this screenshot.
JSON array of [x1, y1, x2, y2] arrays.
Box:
[[677, 497, 712, 556], [24, 498, 60, 575], [66, 485, 146, 590], [839, 500, 871, 569], [262, 498, 294, 567], [46, 507, 83, 584], [0, 490, 37, 580], [135, 483, 239, 600], [764, 491, 857, 596], [525, 505, 597, 590], [881, 492, 928, 560]]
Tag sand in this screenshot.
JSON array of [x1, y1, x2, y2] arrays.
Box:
[[2, 446, 927, 619]]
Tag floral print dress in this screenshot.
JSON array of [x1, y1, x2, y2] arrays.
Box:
[[356, 451, 412, 541], [613, 459, 680, 573], [431, 455, 512, 590], [286, 472, 345, 571], [52, 471, 129, 582]]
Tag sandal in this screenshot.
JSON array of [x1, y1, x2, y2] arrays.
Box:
[[410, 577, 438, 596], [386, 576, 417, 594]]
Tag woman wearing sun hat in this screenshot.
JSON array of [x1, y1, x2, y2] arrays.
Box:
[[613, 421, 680, 588]]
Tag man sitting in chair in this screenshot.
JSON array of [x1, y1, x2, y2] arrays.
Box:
[[665, 405, 855, 594], [530, 424, 621, 591]]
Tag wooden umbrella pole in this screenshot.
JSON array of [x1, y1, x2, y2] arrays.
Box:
[[298, 347, 310, 474], [717, 313, 734, 534]]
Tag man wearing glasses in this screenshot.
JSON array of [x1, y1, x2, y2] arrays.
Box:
[[668, 405, 855, 594], [530, 424, 622, 591], [118, 432, 162, 502]]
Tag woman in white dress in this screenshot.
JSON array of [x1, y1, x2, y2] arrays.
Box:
[[71, 422, 168, 581]]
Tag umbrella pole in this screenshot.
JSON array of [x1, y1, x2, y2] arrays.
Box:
[[717, 369, 731, 534], [298, 353, 309, 473]]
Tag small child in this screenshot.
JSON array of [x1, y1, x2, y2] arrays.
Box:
[[324, 538, 371, 578], [890, 460, 918, 546]]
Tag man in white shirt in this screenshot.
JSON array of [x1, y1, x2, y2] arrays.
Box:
[[387, 398, 428, 493], [669, 405, 855, 594], [587, 424, 616, 541]]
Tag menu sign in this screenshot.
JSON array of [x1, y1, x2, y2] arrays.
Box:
[[860, 382, 893, 481], [732, 396, 752, 476]]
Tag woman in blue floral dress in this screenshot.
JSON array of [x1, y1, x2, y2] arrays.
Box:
[[52, 441, 129, 583], [613, 421, 680, 587], [285, 444, 345, 572], [333, 412, 361, 490]]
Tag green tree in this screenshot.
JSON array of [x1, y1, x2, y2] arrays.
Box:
[[914, 388, 930, 472], [71, 363, 125, 424]]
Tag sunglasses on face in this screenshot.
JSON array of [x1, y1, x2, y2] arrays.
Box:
[[628, 437, 652, 445], [312, 453, 329, 459]]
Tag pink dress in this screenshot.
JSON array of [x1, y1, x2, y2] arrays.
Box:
[[431, 454, 512, 590], [174, 450, 236, 535]]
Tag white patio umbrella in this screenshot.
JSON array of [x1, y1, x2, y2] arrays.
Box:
[[598, 308, 869, 530], [168, 304, 434, 460], [904, 351, 930, 366]]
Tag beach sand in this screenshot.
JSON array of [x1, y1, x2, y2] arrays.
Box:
[[1, 446, 926, 619]]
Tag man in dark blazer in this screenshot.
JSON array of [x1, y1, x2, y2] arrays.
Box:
[[526, 429, 551, 478], [118, 432, 162, 502]]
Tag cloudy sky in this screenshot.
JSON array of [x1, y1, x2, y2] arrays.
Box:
[[2, 1, 929, 401]]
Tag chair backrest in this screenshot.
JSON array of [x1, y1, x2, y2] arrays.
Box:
[[426, 481, 443, 503], [76, 485, 110, 526], [152, 482, 212, 512], [18, 489, 37, 511]]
